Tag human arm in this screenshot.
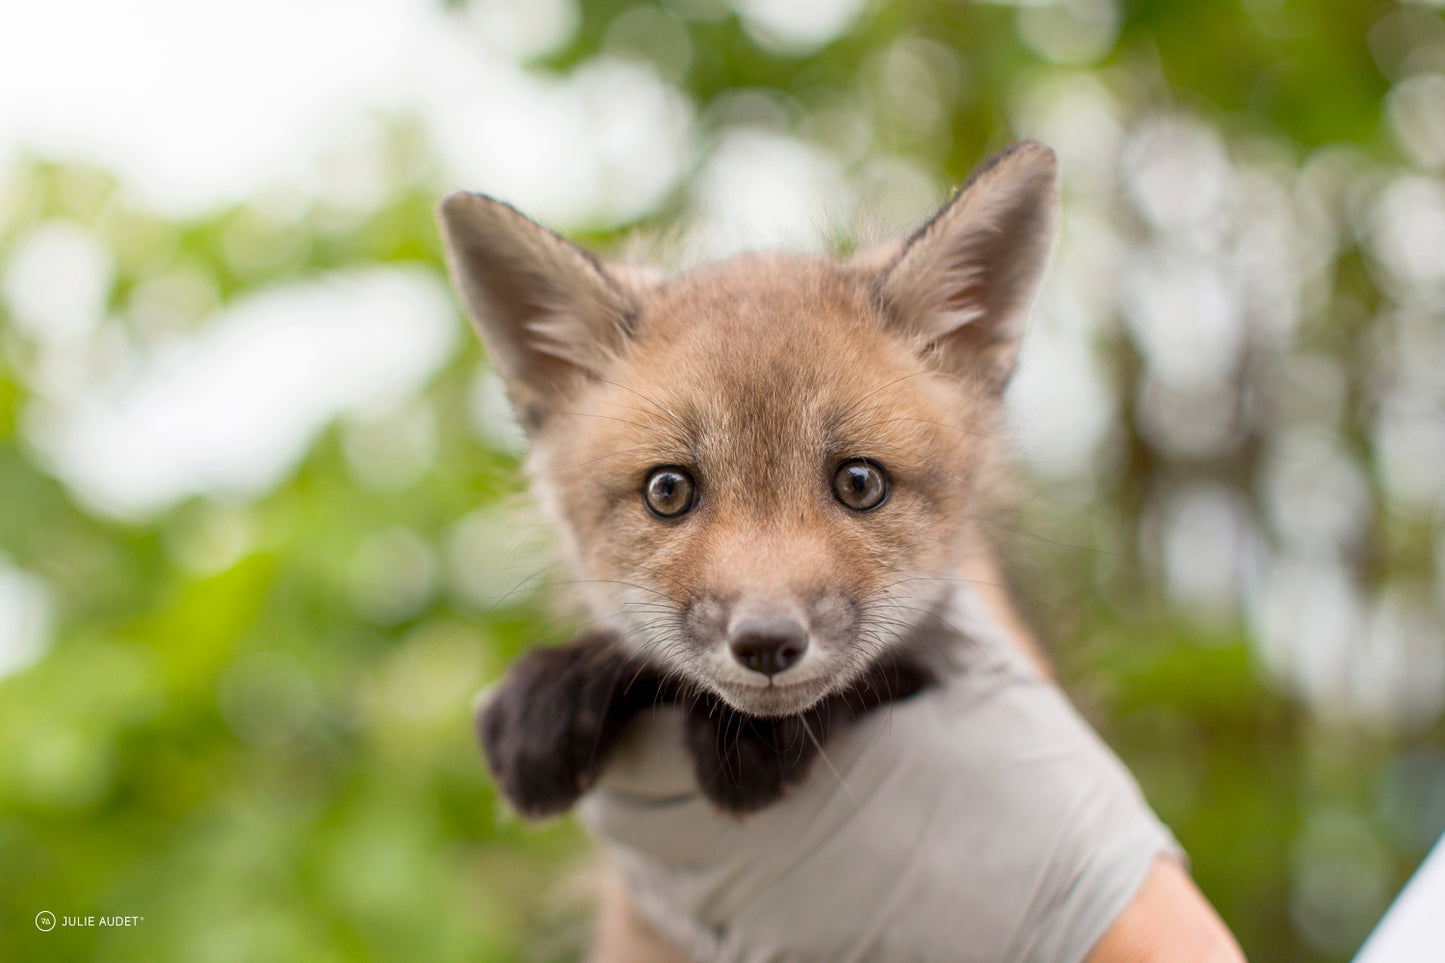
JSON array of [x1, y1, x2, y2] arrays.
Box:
[[962, 550, 1246, 963], [1086, 858, 1245, 963]]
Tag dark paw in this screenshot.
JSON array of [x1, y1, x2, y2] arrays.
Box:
[[477, 637, 641, 818], [685, 708, 819, 814]]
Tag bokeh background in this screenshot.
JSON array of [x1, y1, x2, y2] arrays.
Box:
[[2, 0, 1444, 959]]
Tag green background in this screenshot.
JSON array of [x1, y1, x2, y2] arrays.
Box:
[[2, 0, 1444, 960]]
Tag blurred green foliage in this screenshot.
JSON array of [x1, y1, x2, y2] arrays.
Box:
[[2, 1, 1444, 961]]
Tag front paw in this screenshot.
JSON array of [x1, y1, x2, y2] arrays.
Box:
[[476, 639, 633, 818], [685, 709, 818, 814]]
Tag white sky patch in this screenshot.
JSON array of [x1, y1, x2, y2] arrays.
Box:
[[1, 221, 114, 342], [1353, 587, 1445, 732], [1251, 553, 1366, 717], [1386, 73, 1445, 169], [1006, 324, 1116, 484], [0, 0, 690, 225], [732, 0, 869, 55], [1369, 175, 1445, 294], [1157, 483, 1258, 625], [685, 127, 851, 261], [424, 54, 693, 230], [0, 560, 53, 681], [1015, 0, 1121, 67], [1122, 115, 1232, 243], [23, 266, 459, 520], [1255, 566, 1445, 733], [0, 0, 418, 215], [1374, 401, 1445, 515], [1261, 426, 1372, 555], [1119, 245, 1245, 389], [462, 0, 580, 61], [1134, 376, 1242, 459]]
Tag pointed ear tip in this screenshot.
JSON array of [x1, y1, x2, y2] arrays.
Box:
[[436, 191, 474, 230], [1009, 141, 1059, 179], [437, 190, 512, 224]]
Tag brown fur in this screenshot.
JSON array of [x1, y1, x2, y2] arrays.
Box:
[[439, 141, 1059, 956]]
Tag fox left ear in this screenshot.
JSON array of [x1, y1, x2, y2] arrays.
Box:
[[876, 141, 1058, 390], [437, 192, 646, 430]]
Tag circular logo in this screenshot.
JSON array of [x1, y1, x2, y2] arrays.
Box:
[[36, 911, 56, 932]]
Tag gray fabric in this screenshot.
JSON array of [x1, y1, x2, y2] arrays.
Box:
[[579, 588, 1182, 963]]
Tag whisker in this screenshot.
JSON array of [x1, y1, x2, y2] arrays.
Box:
[[800, 714, 861, 810]]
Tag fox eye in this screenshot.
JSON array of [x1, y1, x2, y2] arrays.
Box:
[[644, 467, 697, 518], [833, 459, 889, 511]]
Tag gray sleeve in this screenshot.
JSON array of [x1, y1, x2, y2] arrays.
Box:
[[581, 642, 1183, 963]]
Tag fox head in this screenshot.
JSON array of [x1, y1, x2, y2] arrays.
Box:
[[439, 143, 1057, 717]]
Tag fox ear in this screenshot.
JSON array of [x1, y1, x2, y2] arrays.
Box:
[[876, 142, 1058, 390], [438, 193, 640, 428]]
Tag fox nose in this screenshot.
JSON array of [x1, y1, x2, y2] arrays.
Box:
[[728, 617, 808, 677]]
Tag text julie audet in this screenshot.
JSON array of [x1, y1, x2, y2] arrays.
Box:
[[62, 916, 142, 927]]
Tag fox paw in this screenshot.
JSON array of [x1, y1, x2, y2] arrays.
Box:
[[476, 641, 632, 818]]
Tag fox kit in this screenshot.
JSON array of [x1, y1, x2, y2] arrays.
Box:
[[439, 141, 1058, 945]]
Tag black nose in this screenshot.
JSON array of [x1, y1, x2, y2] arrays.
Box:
[[728, 617, 808, 676]]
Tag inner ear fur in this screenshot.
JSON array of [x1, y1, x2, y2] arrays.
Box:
[[437, 192, 643, 428], [874, 141, 1059, 390]]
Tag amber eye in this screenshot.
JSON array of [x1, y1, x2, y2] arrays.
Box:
[[833, 459, 889, 511], [643, 467, 697, 518]]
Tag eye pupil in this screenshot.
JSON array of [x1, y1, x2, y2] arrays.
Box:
[[644, 467, 697, 518], [833, 459, 888, 511]]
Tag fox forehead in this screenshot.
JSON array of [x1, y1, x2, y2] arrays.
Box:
[[575, 254, 959, 439], [631, 252, 878, 348]]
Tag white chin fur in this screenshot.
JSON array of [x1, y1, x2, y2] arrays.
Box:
[[708, 677, 833, 717]]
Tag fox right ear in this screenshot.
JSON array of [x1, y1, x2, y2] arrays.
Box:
[[438, 193, 639, 429], [876, 142, 1058, 392]]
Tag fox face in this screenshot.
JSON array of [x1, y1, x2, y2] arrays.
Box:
[[440, 143, 1058, 717]]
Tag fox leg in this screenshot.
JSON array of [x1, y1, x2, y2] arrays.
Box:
[[476, 634, 670, 817]]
